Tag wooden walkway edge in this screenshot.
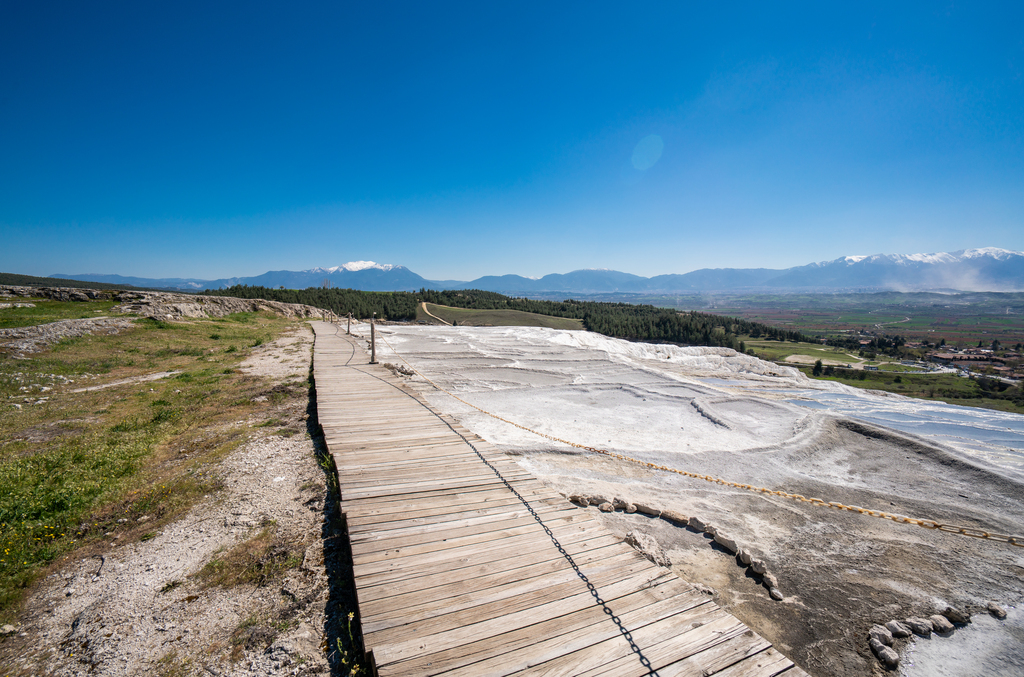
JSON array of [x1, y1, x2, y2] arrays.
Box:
[[311, 321, 809, 676]]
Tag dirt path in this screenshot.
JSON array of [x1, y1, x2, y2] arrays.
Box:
[[784, 353, 863, 369], [419, 302, 452, 325], [1, 325, 338, 676]]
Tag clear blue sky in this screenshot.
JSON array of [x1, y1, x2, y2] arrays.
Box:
[[2, 2, 1022, 281]]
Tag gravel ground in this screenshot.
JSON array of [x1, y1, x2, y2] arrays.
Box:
[[2, 325, 339, 676]]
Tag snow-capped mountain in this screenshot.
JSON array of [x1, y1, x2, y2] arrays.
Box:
[[50, 248, 1024, 293], [768, 248, 1024, 290], [313, 261, 397, 274]]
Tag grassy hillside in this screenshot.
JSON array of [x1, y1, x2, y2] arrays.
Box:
[[0, 309, 302, 618], [0, 273, 127, 290], [0, 272, 174, 292], [419, 303, 584, 330]]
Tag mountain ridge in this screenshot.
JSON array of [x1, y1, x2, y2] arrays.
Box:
[[50, 248, 1024, 294]]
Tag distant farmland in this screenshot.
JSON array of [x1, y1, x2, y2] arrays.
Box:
[[652, 291, 1024, 345]]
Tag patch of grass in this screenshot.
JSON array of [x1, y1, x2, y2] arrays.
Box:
[[195, 524, 302, 589], [0, 312, 304, 620], [155, 649, 191, 677], [0, 299, 120, 329], [229, 614, 279, 662]]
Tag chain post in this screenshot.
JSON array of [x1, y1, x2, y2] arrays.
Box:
[[370, 313, 377, 364]]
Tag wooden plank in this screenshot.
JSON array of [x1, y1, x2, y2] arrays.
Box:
[[360, 549, 646, 631], [351, 521, 611, 576], [445, 591, 716, 677], [348, 509, 593, 554], [368, 568, 677, 666], [581, 619, 772, 676], [387, 579, 704, 676], [346, 496, 569, 533], [342, 483, 561, 515], [526, 610, 748, 677], [356, 537, 626, 601]]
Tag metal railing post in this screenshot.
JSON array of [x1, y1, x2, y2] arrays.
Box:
[[370, 312, 378, 364]]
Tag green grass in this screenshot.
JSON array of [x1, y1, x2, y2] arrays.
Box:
[[798, 367, 1024, 414], [0, 299, 120, 328], [0, 309, 304, 619], [743, 339, 864, 364], [743, 338, 928, 371], [419, 303, 584, 330], [194, 523, 302, 589]]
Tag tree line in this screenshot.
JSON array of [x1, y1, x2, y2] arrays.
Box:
[[204, 286, 812, 350]]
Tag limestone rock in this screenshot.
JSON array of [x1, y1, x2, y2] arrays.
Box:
[[987, 602, 1008, 619], [598, 502, 614, 513], [624, 530, 672, 567], [905, 617, 933, 636], [869, 638, 900, 669], [885, 620, 912, 638], [929, 614, 954, 633], [634, 503, 661, 517], [942, 606, 970, 625], [661, 510, 688, 526], [687, 516, 706, 531], [713, 533, 738, 554], [569, 495, 589, 507], [0, 624, 17, 636], [590, 495, 611, 507], [868, 624, 894, 646], [769, 587, 784, 601], [762, 571, 779, 589], [624, 503, 637, 514], [703, 525, 717, 537], [750, 559, 767, 575], [737, 549, 753, 565]]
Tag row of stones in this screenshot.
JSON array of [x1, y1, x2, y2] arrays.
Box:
[[867, 603, 1008, 670], [566, 495, 784, 601], [565, 493, 1014, 673]]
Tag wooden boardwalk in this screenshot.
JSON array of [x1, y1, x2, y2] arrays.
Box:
[[311, 322, 808, 677]]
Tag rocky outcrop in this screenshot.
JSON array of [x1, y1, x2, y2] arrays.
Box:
[[110, 291, 328, 321], [0, 286, 332, 355], [1, 285, 329, 322], [0, 317, 137, 355]]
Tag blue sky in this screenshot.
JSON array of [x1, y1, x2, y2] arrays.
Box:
[[2, 2, 1022, 281]]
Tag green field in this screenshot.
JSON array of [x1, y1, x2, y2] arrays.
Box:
[[419, 303, 584, 330], [795, 366, 1024, 414], [742, 338, 922, 370], [0, 297, 120, 329], [552, 290, 1024, 346], [743, 339, 858, 363]]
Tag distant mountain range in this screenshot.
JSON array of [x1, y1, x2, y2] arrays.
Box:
[[52, 247, 1024, 294]]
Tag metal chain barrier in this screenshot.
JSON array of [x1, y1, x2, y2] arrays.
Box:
[[369, 328, 1022, 549]]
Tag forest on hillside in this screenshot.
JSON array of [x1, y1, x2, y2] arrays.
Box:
[[204, 286, 811, 350]]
